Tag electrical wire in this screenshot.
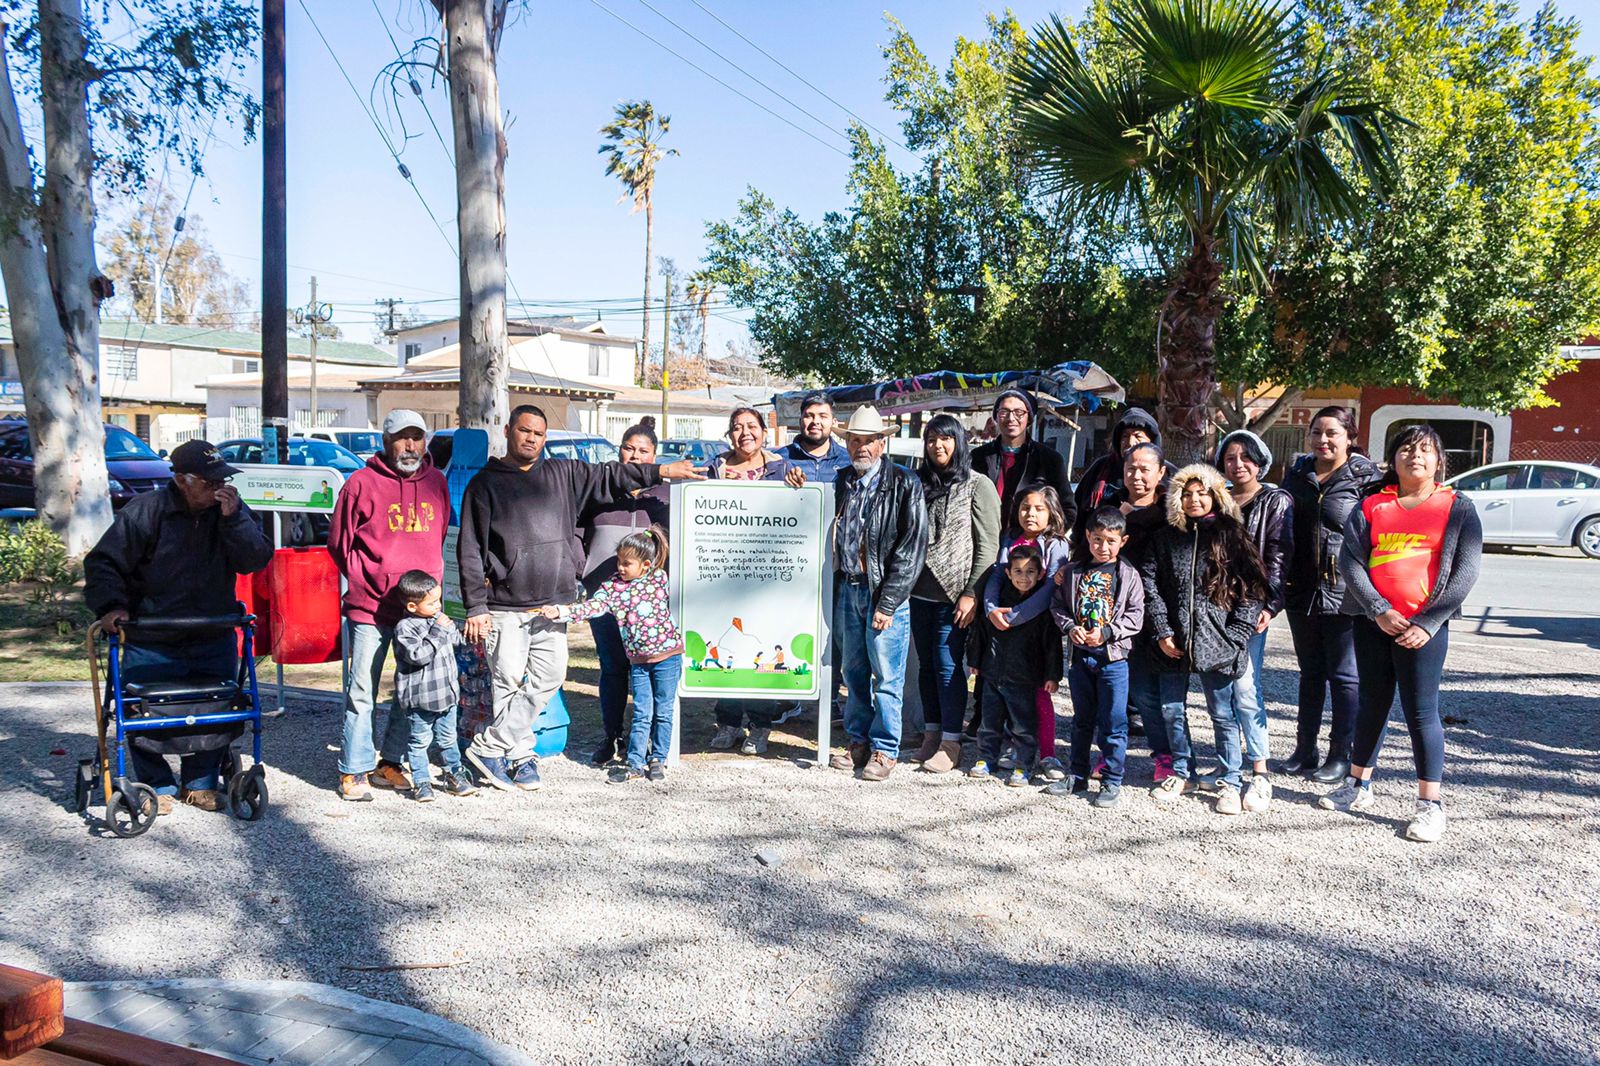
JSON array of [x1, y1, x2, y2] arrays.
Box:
[[369, 0, 455, 166], [584, 0, 850, 159]]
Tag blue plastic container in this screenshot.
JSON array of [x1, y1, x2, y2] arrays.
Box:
[[532, 688, 571, 758]]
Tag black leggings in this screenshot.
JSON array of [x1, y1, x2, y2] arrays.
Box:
[[1288, 610, 1359, 758], [1352, 617, 1450, 783]]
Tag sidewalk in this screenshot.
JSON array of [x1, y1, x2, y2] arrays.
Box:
[[63, 979, 533, 1065]]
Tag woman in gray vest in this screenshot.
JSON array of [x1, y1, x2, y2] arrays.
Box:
[[909, 414, 1001, 773]]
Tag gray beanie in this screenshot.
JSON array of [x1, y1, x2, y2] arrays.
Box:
[[1215, 428, 1272, 471], [992, 388, 1035, 421]]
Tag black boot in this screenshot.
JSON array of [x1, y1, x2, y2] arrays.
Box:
[[589, 735, 620, 767], [1278, 747, 1318, 775], [1310, 754, 1351, 784]]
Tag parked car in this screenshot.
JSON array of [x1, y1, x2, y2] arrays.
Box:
[[216, 437, 366, 476], [0, 418, 170, 511], [426, 427, 618, 472], [1445, 461, 1600, 559], [300, 427, 383, 457], [659, 438, 727, 464]]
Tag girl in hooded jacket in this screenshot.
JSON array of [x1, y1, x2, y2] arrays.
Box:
[[1139, 464, 1270, 815]]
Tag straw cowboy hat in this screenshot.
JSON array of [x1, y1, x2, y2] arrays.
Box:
[[844, 405, 890, 437]]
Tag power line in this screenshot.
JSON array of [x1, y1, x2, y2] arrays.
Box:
[[625, 0, 863, 153], [686, 0, 909, 152], [295, 0, 459, 258], [368, 0, 455, 166], [584, 0, 850, 159]]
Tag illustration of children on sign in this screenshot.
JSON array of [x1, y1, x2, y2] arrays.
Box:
[[703, 642, 726, 670], [715, 617, 764, 670]]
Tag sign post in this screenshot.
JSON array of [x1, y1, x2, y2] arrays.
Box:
[[669, 479, 834, 768]]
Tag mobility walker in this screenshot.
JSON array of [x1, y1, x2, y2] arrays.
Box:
[[78, 610, 269, 837]]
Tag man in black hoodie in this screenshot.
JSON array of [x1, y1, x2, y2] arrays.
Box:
[[458, 405, 703, 791]]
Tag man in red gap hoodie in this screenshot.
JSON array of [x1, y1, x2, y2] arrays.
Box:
[[328, 409, 451, 802]]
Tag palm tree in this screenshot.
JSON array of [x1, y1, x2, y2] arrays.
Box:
[[685, 271, 716, 367], [1012, 0, 1402, 459], [599, 100, 678, 384]]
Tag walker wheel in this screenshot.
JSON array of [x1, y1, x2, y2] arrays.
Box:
[[106, 783, 157, 838], [74, 759, 95, 813], [228, 765, 268, 821]]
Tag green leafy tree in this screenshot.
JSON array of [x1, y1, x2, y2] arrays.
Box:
[[100, 191, 250, 327], [600, 100, 677, 384], [684, 630, 707, 666], [790, 632, 814, 667], [1011, 0, 1403, 459]]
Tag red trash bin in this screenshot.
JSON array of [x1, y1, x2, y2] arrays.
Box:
[[267, 546, 342, 664], [234, 569, 273, 658]]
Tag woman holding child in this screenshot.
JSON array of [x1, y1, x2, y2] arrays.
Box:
[[909, 415, 1000, 774]]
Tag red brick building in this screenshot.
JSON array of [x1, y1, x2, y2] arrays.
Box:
[[1358, 346, 1600, 472]]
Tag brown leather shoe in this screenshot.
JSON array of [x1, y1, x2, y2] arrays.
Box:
[[180, 788, 225, 812], [156, 793, 174, 816], [922, 739, 962, 774], [912, 730, 941, 763], [828, 742, 870, 772], [861, 752, 896, 781], [370, 762, 412, 791], [338, 773, 375, 803]]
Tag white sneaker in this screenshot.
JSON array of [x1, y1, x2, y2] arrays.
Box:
[[1215, 783, 1242, 816], [1405, 800, 1447, 843], [1318, 778, 1375, 813], [709, 724, 743, 750], [773, 702, 804, 725], [1150, 776, 1191, 805], [1242, 774, 1273, 813], [1037, 757, 1067, 782], [741, 728, 770, 756]]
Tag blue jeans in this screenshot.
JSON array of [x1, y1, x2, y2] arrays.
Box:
[[1165, 669, 1246, 788], [909, 597, 968, 737], [1128, 641, 1185, 758], [121, 637, 236, 796], [836, 582, 911, 756], [406, 704, 463, 779], [1067, 652, 1130, 784], [1218, 629, 1271, 764], [591, 614, 630, 741], [341, 621, 411, 775], [628, 655, 682, 768]]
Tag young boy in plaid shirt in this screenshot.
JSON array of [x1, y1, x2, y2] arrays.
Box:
[[392, 570, 478, 802]]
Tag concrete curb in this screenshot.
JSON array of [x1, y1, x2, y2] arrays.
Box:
[[66, 978, 535, 1065]]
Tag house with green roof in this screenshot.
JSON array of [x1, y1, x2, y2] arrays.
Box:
[[0, 319, 393, 450]]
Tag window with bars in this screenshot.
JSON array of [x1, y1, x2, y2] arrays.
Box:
[[230, 405, 261, 438], [104, 346, 138, 378], [294, 409, 341, 429]]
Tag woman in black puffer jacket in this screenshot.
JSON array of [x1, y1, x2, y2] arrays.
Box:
[[1140, 464, 1268, 816], [1282, 407, 1381, 784]]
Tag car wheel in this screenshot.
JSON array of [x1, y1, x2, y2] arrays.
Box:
[[1576, 516, 1600, 560]]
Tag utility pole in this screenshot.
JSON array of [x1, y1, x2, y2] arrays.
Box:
[[150, 251, 164, 325], [295, 276, 331, 429], [374, 296, 401, 334], [261, 0, 288, 451], [660, 275, 671, 433]]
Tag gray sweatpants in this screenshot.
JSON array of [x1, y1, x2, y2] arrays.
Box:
[[473, 611, 568, 762]]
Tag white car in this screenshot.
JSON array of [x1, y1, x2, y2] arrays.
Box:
[[1445, 461, 1600, 559]]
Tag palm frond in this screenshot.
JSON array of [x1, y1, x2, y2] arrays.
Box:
[[1114, 0, 1294, 112]]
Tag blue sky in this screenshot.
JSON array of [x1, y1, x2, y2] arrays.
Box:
[[94, 0, 1600, 353]]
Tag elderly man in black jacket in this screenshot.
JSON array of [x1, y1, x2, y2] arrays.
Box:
[[457, 405, 702, 793], [84, 439, 273, 813], [971, 388, 1076, 532], [826, 405, 928, 781]]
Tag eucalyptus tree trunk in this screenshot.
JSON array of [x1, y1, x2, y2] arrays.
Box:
[[0, 3, 112, 556], [438, 0, 509, 452], [1158, 235, 1225, 463]]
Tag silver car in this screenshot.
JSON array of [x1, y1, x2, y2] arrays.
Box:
[[1444, 461, 1600, 559]]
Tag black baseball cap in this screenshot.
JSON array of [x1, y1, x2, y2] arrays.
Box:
[[168, 439, 240, 480]]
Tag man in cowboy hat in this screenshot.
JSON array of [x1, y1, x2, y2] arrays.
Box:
[[827, 405, 927, 781]]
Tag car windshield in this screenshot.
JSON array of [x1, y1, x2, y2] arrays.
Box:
[[581, 439, 620, 463], [338, 432, 383, 454], [288, 439, 363, 473], [104, 426, 160, 461]]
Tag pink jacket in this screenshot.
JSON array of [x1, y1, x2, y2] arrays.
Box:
[[328, 454, 450, 626]]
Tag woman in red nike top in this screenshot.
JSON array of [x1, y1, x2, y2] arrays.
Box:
[[1321, 425, 1483, 844]]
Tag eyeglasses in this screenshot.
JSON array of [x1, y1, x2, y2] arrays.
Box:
[[184, 474, 230, 489], [996, 409, 1029, 422]]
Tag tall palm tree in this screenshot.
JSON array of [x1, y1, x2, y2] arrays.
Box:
[[599, 100, 677, 384], [1012, 0, 1402, 459]]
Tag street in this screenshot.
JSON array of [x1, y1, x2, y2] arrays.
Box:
[[1, 550, 1596, 1065]]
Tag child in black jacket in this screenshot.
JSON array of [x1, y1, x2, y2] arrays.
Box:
[[967, 543, 1063, 787]]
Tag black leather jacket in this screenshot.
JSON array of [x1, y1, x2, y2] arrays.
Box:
[[834, 460, 928, 616], [1239, 485, 1293, 617], [1284, 454, 1381, 615]]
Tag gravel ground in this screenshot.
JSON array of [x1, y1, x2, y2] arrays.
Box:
[[2, 554, 1597, 1066]]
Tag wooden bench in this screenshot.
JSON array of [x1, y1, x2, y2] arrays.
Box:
[[1, 966, 237, 1066]]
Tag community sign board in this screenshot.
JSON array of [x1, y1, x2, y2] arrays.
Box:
[[670, 479, 833, 701], [229, 464, 345, 513]]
